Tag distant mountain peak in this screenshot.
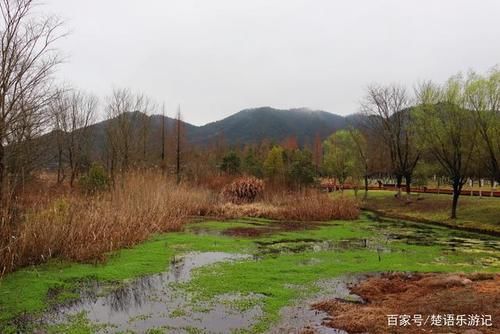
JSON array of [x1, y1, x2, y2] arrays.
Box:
[[187, 106, 349, 145], [237, 106, 330, 116]]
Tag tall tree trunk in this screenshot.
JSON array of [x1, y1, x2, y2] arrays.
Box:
[[68, 149, 75, 188], [110, 148, 116, 189], [0, 142, 4, 203], [479, 178, 482, 198], [176, 117, 181, 184], [451, 178, 462, 219], [57, 148, 64, 184], [364, 174, 369, 198], [70, 169, 76, 188], [404, 174, 411, 194], [396, 174, 403, 198], [161, 111, 165, 163]]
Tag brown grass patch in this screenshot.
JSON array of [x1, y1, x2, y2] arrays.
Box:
[[0, 172, 214, 276], [217, 191, 359, 221], [312, 273, 500, 334]]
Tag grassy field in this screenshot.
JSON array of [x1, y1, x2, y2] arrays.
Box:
[[1, 215, 498, 333], [348, 190, 500, 233]]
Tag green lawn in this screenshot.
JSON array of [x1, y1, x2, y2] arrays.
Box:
[[340, 190, 500, 233]]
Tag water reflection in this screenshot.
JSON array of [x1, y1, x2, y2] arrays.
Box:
[[46, 252, 261, 334]]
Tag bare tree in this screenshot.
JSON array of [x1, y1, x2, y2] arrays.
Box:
[[5, 98, 49, 194], [51, 88, 97, 187], [137, 95, 153, 164], [361, 84, 420, 196], [50, 87, 70, 183], [175, 106, 182, 184], [0, 0, 65, 200], [105, 88, 155, 180], [161, 103, 166, 163]]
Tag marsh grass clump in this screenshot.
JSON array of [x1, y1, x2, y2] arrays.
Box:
[[0, 171, 215, 276], [222, 176, 264, 204], [272, 192, 359, 221], [218, 190, 359, 221]]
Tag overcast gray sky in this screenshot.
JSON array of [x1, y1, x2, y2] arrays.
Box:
[[46, 0, 500, 125]]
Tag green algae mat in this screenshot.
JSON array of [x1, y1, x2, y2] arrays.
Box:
[[0, 214, 499, 333]]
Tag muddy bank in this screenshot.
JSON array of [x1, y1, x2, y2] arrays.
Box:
[[312, 273, 500, 334]]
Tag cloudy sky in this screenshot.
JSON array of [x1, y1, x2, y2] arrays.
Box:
[[46, 0, 500, 125]]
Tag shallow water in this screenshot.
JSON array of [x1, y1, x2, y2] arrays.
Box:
[[45, 252, 260, 333], [41, 216, 500, 333], [369, 216, 500, 256]]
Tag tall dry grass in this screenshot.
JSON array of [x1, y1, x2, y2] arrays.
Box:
[[0, 172, 214, 276], [0, 173, 360, 277], [216, 189, 359, 221]]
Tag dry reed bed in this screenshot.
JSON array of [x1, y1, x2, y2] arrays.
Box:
[[0, 173, 359, 277], [0, 173, 214, 276], [216, 191, 359, 221]]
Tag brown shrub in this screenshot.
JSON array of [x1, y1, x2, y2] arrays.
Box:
[[221, 176, 264, 204]]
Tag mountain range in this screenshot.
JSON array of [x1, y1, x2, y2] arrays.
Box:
[[184, 107, 352, 146], [115, 106, 358, 148], [39, 107, 362, 167]]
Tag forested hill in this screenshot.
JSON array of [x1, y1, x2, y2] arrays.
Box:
[[187, 107, 349, 145], [82, 107, 355, 150], [40, 107, 360, 167]]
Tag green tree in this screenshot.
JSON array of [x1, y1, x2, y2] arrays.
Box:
[[414, 76, 478, 219], [242, 148, 263, 177], [79, 163, 110, 194], [412, 160, 441, 189], [464, 68, 500, 183], [323, 130, 363, 189], [288, 149, 315, 187], [264, 146, 285, 182], [220, 151, 241, 175], [347, 128, 370, 197]]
